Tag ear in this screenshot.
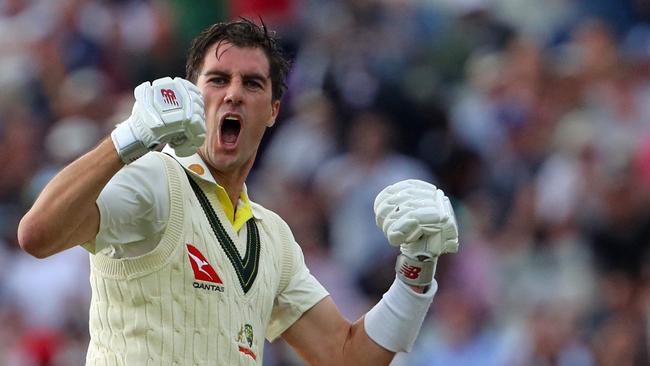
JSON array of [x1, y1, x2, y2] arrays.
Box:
[[267, 100, 281, 127]]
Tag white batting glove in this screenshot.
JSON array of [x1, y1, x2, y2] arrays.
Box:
[[374, 179, 459, 286], [111, 77, 206, 164]]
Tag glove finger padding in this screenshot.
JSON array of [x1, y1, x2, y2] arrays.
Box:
[[383, 204, 444, 245], [402, 205, 458, 259], [401, 224, 458, 259], [374, 179, 459, 287], [131, 82, 163, 149], [386, 216, 421, 246], [176, 78, 206, 153], [439, 196, 459, 253], [171, 121, 204, 155], [169, 96, 206, 155], [374, 179, 459, 255], [112, 77, 206, 164], [374, 180, 439, 225], [178, 78, 204, 104]]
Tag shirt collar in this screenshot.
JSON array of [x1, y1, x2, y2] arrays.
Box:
[[162, 146, 262, 224]]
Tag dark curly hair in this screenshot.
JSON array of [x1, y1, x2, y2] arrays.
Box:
[[185, 18, 290, 101]]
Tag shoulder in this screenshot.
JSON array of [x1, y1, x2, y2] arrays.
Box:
[[250, 201, 287, 228], [101, 152, 171, 201], [132, 151, 171, 172], [114, 152, 167, 181], [249, 201, 298, 246]]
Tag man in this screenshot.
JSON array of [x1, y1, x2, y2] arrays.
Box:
[[18, 19, 458, 365]]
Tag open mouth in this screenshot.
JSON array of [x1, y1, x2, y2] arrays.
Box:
[[221, 116, 241, 146]]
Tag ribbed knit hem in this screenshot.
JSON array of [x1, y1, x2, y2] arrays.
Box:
[[90, 152, 185, 279]]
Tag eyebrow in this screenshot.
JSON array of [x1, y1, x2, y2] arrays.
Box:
[[203, 70, 270, 83]]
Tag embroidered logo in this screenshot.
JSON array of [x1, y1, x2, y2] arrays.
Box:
[[236, 324, 256, 360], [186, 244, 224, 292]]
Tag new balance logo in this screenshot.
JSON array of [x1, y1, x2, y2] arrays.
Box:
[[186, 244, 224, 292], [399, 264, 422, 280], [161, 88, 180, 106]]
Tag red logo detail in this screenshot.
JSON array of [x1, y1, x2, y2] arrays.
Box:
[[186, 244, 222, 283], [238, 346, 257, 360], [160, 88, 180, 106], [399, 264, 422, 280]]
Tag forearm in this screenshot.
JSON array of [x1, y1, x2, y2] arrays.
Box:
[[339, 284, 424, 363], [18, 138, 124, 257], [341, 318, 395, 366], [18, 77, 205, 258]]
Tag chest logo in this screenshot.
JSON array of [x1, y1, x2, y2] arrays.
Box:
[[236, 324, 257, 360], [187, 244, 224, 292]]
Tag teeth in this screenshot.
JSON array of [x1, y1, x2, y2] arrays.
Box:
[[224, 116, 239, 122]]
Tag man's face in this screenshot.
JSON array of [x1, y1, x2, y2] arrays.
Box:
[[196, 42, 280, 174]]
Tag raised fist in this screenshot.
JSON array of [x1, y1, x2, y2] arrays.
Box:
[[111, 77, 206, 164], [374, 179, 459, 285]]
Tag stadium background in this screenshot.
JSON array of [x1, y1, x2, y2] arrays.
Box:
[[1, 0, 650, 365]]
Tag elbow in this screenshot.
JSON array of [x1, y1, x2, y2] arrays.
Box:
[[17, 215, 53, 259]]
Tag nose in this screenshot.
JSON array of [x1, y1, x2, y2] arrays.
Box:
[[224, 79, 244, 105]]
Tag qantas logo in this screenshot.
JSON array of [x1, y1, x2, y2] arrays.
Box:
[[186, 244, 224, 292]]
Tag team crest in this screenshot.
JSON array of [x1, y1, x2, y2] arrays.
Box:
[[236, 324, 257, 360]]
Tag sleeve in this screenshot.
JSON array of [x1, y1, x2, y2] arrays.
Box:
[[265, 219, 329, 341], [81, 153, 170, 257]]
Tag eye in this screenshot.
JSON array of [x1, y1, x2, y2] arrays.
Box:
[[244, 79, 263, 90], [209, 76, 228, 86]]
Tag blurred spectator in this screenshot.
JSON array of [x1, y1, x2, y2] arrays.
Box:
[[402, 287, 508, 366], [256, 89, 338, 190], [5, 1, 650, 365], [314, 111, 433, 299]]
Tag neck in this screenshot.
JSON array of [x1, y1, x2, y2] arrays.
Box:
[[212, 171, 245, 208], [204, 156, 256, 209]]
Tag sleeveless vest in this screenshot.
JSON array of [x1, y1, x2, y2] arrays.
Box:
[[86, 153, 293, 365]]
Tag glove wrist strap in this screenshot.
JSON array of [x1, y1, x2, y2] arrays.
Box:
[[395, 254, 436, 286], [111, 120, 149, 164]]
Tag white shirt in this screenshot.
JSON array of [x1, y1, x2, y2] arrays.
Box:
[[92, 147, 253, 258]]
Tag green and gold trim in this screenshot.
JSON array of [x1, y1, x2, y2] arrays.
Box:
[[185, 171, 260, 293]]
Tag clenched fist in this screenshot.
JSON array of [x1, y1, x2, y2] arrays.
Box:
[[374, 179, 459, 285], [111, 77, 206, 164]]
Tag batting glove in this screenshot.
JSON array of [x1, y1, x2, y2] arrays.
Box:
[[374, 179, 459, 286], [111, 77, 206, 164]]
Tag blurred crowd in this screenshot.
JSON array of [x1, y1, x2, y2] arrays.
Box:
[[2, 0, 650, 365]]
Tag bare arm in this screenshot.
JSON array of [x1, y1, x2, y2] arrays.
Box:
[[17, 77, 206, 259], [281, 179, 458, 365], [281, 296, 394, 366], [17, 138, 123, 258]]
